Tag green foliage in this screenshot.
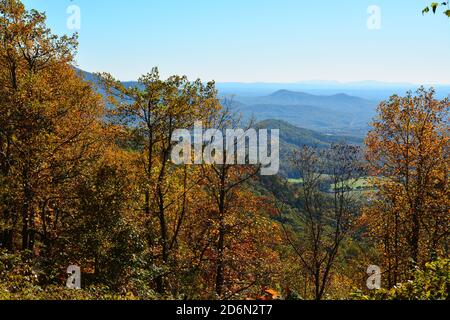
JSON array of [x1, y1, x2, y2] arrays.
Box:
[[0, 249, 162, 300], [351, 259, 449, 300], [65, 162, 146, 290], [0, 249, 39, 294], [423, 2, 450, 18], [256, 120, 363, 177], [0, 283, 134, 301]]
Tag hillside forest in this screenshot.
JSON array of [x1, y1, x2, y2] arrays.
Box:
[[0, 0, 448, 300]]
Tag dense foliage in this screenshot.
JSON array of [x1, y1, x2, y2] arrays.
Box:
[[352, 258, 449, 300], [0, 0, 448, 300]]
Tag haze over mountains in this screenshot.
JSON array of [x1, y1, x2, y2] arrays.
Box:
[[228, 90, 377, 136], [77, 68, 450, 137], [74, 68, 450, 177], [216, 81, 450, 101]]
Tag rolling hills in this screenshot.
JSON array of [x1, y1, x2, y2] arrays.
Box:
[[77, 68, 379, 136], [229, 90, 378, 136]]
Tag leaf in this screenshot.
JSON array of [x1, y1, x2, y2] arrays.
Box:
[[431, 2, 439, 14], [445, 9, 450, 17], [265, 289, 280, 299], [423, 7, 430, 15]]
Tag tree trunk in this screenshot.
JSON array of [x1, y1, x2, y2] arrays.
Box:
[[215, 222, 225, 297]]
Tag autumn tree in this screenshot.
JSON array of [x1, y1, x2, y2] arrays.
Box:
[[187, 107, 283, 299], [99, 68, 221, 295], [278, 144, 365, 300], [179, 178, 282, 299], [62, 147, 145, 291], [0, 0, 107, 254], [364, 88, 449, 287]]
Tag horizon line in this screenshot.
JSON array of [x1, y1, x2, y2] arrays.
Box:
[[77, 68, 450, 87]]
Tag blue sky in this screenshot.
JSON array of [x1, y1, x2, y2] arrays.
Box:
[[23, 0, 450, 84]]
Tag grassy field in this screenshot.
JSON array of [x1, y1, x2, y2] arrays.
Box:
[[331, 177, 374, 190], [288, 176, 376, 192], [288, 178, 303, 184]]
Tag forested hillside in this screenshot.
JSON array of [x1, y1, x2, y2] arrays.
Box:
[[0, 0, 448, 301], [255, 120, 363, 177]]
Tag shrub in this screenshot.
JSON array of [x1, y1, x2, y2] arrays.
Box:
[[351, 258, 449, 300]]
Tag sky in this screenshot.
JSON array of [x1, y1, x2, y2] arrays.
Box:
[[23, 0, 450, 84]]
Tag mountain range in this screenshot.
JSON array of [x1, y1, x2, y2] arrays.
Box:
[[227, 90, 378, 136], [77, 67, 449, 139], [77, 69, 381, 136], [76, 69, 372, 177], [216, 81, 450, 101]]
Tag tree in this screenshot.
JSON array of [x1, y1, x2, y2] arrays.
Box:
[[364, 88, 449, 287], [183, 176, 282, 299], [200, 111, 261, 298], [0, 0, 106, 254], [63, 147, 145, 291], [278, 144, 364, 300], [100, 68, 221, 295]]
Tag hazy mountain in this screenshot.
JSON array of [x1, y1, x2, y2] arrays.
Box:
[[78, 68, 450, 100], [216, 81, 450, 100], [76, 68, 448, 136], [75, 69, 366, 175], [237, 90, 376, 112], [228, 90, 378, 136]]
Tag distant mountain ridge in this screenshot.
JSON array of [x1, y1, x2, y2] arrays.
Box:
[[228, 90, 378, 136], [75, 69, 366, 176], [237, 89, 376, 112], [216, 81, 450, 101], [76, 69, 378, 136]]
